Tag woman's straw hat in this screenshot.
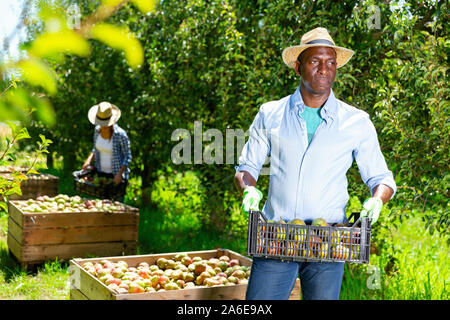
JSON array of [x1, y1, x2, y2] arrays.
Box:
[[282, 27, 354, 69], [88, 102, 121, 127]]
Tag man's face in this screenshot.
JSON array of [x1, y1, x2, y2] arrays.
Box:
[[294, 46, 337, 95]]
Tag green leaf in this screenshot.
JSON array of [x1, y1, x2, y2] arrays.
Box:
[[102, 0, 123, 6], [16, 127, 31, 141], [89, 23, 144, 69], [29, 29, 91, 58], [5, 120, 19, 135], [27, 168, 40, 175], [0, 98, 28, 123], [6, 152, 16, 162], [5, 185, 22, 196], [39, 134, 52, 145], [17, 58, 57, 95], [130, 0, 157, 13], [33, 96, 56, 127]]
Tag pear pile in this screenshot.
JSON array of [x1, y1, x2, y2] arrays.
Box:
[[14, 194, 127, 213], [82, 253, 251, 294]]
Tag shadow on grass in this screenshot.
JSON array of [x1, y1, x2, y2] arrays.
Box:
[[0, 239, 30, 281], [0, 242, 70, 281]]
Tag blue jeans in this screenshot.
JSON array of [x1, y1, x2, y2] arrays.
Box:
[[245, 257, 345, 300]]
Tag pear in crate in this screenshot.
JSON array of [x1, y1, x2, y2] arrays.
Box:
[[287, 241, 300, 257], [289, 218, 307, 242], [317, 243, 329, 259], [332, 244, 350, 260], [275, 219, 287, 240], [311, 218, 328, 227]]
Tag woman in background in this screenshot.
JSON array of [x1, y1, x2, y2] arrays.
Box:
[[82, 101, 132, 200]]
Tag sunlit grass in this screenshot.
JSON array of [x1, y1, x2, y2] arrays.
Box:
[[341, 217, 449, 300]]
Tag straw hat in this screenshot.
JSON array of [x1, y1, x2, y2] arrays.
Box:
[[282, 27, 354, 69], [88, 102, 121, 126]]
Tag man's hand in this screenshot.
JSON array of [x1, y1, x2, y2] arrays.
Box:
[[242, 186, 263, 215], [360, 197, 383, 225], [82, 162, 90, 171]]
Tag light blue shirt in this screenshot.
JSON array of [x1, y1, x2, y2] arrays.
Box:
[[236, 86, 397, 224]]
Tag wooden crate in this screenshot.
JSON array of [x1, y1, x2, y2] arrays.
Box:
[[69, 249, 301, 300], [7, 200, 139, 268], [1, 173, 59, 200]]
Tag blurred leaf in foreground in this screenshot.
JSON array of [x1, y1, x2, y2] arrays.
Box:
[[17, 58, 57, 95], [89, 23, 144, 69], [29, 29, 91, 58]]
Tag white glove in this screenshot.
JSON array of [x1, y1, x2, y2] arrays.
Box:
[[241, 186, 263, 215], [360, 197, 383, 225]]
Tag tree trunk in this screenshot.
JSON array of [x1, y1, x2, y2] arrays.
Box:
[[63, 149, 77, 173], [46, 150, 54, 169], [141, 162, 156, 207]]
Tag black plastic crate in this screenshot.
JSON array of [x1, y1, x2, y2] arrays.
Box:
[[247, 211, 371, 264], [73, 169, 126, 200]]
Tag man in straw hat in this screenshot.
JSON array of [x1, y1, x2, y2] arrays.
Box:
[[235, 27, 396, 300], [81, 102, 132, 200]]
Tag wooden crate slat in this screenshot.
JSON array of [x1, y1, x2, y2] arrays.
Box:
[[19, 241, 137, 263], [20, 224, 137, 245], [7, 232, 23, 261], [7, 218, 23, 245], [69, 288, 89, 300], [7, 201, 24, 228], [70, 260, 115, 300]]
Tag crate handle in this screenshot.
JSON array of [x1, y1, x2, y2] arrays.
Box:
[[351, 217, 361, 228], [351, 216, 372, 228], [250, 210, 267, 222]]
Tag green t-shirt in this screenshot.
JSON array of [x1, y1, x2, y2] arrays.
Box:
[[301, 105, 323, 144]]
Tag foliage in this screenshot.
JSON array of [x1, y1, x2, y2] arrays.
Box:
[[0, 119, 52, 211], [151, 167, 205, 232], [0, 0, 156, 208]]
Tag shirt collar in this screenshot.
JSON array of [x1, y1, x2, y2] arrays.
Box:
[[289, 84, 338, 122]]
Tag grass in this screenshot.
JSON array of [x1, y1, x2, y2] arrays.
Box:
[[340, 216, 449, 300], [0, 211, 69, 300], [138, 204, 247, 255]]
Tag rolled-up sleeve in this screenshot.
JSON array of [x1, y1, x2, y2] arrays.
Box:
[[235, 107, 271, 182], [119, 132, 132, 168], [92, 126, 99, 153], [354, 117, 397, 199]]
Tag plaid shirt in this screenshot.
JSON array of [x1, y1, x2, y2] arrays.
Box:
[[92, 124, 132, 180]]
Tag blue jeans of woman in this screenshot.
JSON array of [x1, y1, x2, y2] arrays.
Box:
[[245, 257, 345, 300]]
